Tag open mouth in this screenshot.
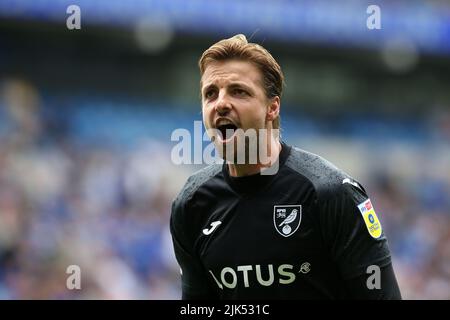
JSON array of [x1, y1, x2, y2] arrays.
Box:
[[217, 123, 238, 142]]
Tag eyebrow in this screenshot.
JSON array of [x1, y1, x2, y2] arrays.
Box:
[[201, 84, 216, 96], [201, 82, 253, 95], [228, 83, 252, 91]]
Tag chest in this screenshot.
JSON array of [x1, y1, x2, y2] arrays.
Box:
[[194, 185, 324, 268]]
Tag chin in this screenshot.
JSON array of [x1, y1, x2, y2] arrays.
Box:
[[213, 136, 258, 165]]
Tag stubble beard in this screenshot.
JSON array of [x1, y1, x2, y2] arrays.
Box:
[[214, 128, 267, 165]]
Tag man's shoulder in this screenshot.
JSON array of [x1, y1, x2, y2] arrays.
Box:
[[172, 164, 222, 208], [285, 146, 357, 199]]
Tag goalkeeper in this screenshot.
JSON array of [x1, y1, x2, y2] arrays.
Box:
[[170, 34, 402, 299]]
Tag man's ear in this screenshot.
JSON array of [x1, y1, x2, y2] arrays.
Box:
[[266, 96, 280, 122]]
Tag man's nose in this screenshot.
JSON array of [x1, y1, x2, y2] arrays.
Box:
[[214, 92, 232, 116]]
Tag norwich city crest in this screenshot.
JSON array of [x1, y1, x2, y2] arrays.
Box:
[[273, 205, 302, 237]]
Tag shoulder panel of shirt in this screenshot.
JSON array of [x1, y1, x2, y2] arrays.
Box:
[[172, 164, 222, 211], [284, 146, 364, 201]]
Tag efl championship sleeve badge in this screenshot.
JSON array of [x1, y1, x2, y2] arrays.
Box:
[[357, 199, 382, 239]]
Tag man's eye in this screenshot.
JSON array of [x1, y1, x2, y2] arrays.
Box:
[[204, 90, 216, 99], [233, 89, 248, 96]]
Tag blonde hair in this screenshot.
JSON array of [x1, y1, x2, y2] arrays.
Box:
[[199, 34, 284, 130]]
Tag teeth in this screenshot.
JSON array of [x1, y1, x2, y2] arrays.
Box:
[[216, 119, 235, 127]]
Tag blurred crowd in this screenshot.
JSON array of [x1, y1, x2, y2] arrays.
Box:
[[0, 79, 448, 299], [0, 79, 188, 299]]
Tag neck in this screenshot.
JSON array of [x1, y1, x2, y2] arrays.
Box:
[[227, 137, 281, 177]]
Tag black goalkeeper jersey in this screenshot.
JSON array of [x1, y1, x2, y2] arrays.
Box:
[[170, 142, 400, 299]]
